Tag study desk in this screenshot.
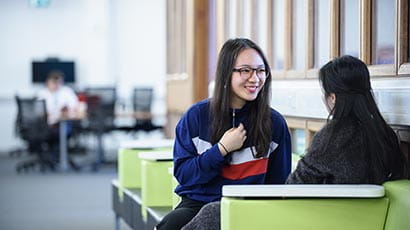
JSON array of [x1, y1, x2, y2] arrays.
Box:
[[59, 119, 69, 171], [58, 112, 85, 171], [119, 139, 174, 150], [115, 111, 154, 120]]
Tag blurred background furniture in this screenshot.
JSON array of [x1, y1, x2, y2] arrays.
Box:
[[83, 87, 117, 170], [116, 87, 163, 134], [14, 96, 55, 172], [132, 87, 162, 132]]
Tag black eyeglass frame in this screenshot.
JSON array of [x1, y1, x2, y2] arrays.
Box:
[[232, 67, 269, 79]]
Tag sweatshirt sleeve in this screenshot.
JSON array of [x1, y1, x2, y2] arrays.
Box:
[[265, 113, 292, 184], [173, 110, 226, 186], [286, 127, 332, 184], [286, 157, 329, 184]]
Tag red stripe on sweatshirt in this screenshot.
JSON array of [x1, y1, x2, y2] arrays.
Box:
[[221, 158, 269, 180]]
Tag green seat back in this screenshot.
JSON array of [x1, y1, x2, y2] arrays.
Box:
[[141, 159, 173, 207], [383, 180, 410, 230], [118, 147, 172, 189], [171, 174, 181, 209], [221, 197, 389, 230]]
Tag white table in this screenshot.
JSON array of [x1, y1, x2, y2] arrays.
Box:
[[222, 184, 385, 198], [120, 139, 174, 150], [138, 151, 173, 161]]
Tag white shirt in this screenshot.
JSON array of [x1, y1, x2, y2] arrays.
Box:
[[37, 86, 79, 125]]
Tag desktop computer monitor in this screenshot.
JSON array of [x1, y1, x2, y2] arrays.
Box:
[[32, 61, 75, 83]]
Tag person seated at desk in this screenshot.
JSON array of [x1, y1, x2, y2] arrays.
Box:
[[181, 55, 408, 230], [38, 70, 79, 125], [37, 70, 79, 162]]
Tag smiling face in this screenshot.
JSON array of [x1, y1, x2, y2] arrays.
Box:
[[230, 48, 266, 108]]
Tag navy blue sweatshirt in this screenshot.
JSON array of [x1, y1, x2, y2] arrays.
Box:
[[173, 99, 292, 203]]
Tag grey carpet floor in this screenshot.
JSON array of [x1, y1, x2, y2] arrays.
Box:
[[0, 155, 132, 230]]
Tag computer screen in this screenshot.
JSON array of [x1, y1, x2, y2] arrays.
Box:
[[32, 61, 75, 83]]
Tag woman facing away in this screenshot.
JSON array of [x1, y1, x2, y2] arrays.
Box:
[[182, 55, 408, 230], [156, 38, 292, 230]]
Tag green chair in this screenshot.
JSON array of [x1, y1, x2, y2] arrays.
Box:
[[221, 183, 398, 230], [140, 151, 174, 207], [139, 151, 174, 229], [383, 180, 410, 230], [168, 166, 181, 209], [117, 139, 174, 190]]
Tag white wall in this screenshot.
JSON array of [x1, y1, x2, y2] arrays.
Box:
[[0, 0, 166, 153], [271, 78, 410, 126], [112, 0, 166, 116]]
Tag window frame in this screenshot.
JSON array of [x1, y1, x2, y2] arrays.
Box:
[[284, 0, 311, 79], [363, 0, 397, 77], [307, 0, 336, 79], [398, 0, 410, 75]]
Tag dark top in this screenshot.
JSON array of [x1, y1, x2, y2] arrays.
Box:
[[286, 119, 390, 184]]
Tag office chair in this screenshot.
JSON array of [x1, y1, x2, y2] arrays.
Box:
[[83, 87, 117, 170], [116, 87, 162, 134], [133, 87, 162, 132], [15, 96, 55, 173]]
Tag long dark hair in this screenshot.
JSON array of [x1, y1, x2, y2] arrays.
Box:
[[210, 38, 272, 158], [319, 55, 407, 181]]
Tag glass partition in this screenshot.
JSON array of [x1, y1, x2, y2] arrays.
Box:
[[313, 0, 330, 68], [272, 0, 285, 69], [371, 0, 395, 65], [292, 0, 307, 70], [340, 0, 359, 57], [408, 2, 410, 62]]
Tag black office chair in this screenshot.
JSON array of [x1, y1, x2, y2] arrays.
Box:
[[116, 87, 163, 133], [132, 87, 162, 131], [83, 87, 117, 170], [15, 96, 55, 173]]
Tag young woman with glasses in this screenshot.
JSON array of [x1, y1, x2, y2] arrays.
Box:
[[156, 38, 292, 230]]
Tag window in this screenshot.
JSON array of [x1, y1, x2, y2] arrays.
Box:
[[371, 0, 395, 65], [292, 0, 307, 70], [291, 128, 306, 171], [292, 128, 306, 156], [271, 0, 285, 70], [239, 0, 252, 38], [408, 3, 410, 62], [313, 0, 330, 68], [252, 0, 268, 51], [340, 0, 359, 57], [398, 0, 410, 75]]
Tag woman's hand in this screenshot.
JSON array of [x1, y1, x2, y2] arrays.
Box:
[[218, 123, 247, 156]]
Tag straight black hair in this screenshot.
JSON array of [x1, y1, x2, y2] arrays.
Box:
[[319, 55, 407, 182], [210, 38, 272, 158]]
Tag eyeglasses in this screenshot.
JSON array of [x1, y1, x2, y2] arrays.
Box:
[[232, 67, 267, 79]]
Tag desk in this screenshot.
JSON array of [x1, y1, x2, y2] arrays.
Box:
[[58, 112, 85, 172], [115, 111, 154, 120], [119, 139, 174, 150], [59, 120, 69, 171]]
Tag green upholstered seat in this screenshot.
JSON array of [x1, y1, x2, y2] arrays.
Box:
[[383, 180, 410, 230], [221, 197, 388, 230], [168, 167, 181, 209], [139, 151, 174, 221], [221, 184, 389, 230], [141, 159, 174, 207], [221, 180, 410, 230], [118, 147, 172, 189]]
